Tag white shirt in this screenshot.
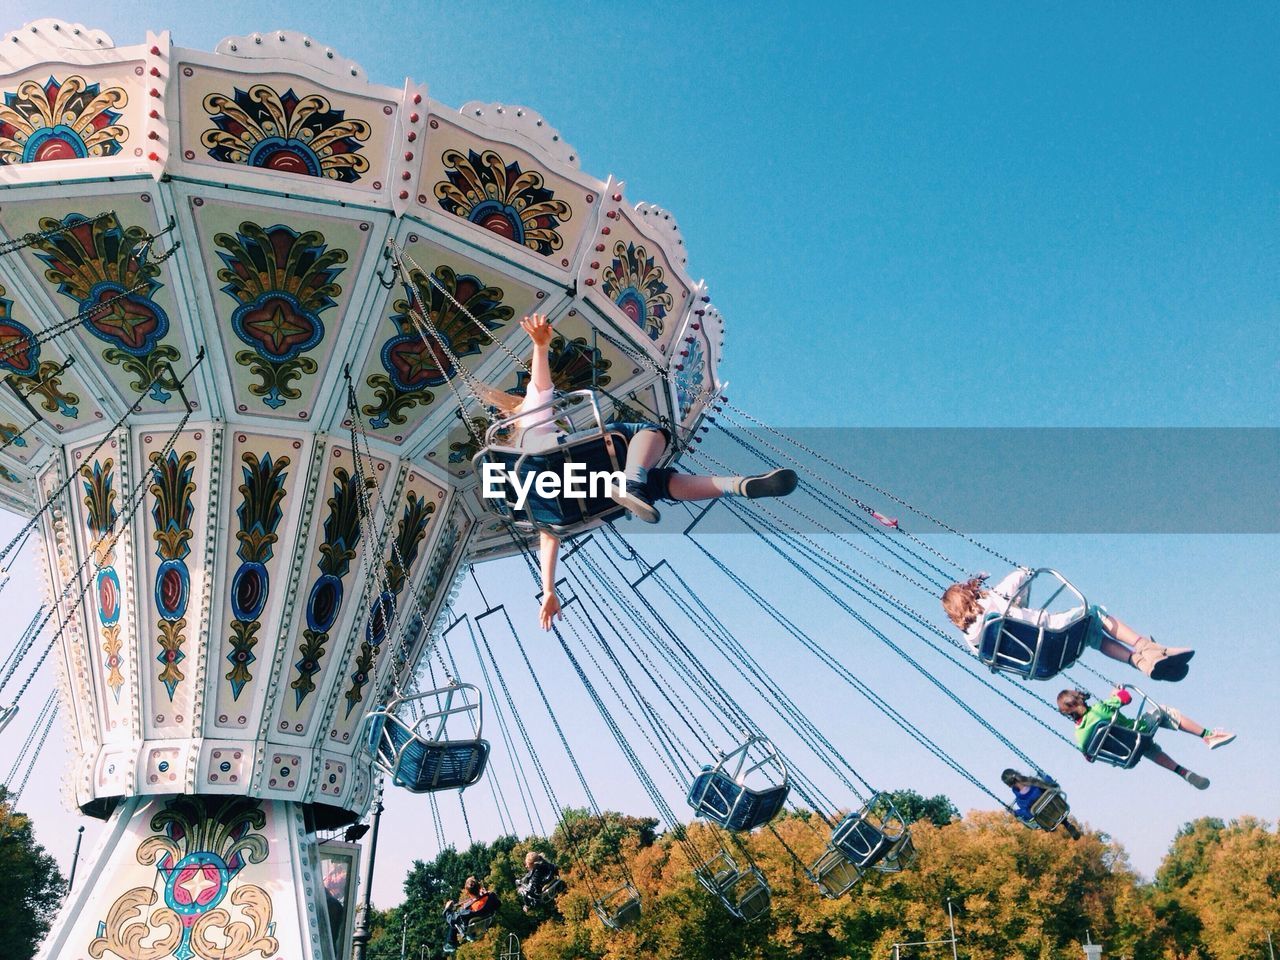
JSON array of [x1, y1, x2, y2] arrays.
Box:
[[510, 383, 558, 449]]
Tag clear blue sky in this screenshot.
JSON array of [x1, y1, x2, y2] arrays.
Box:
[[1, 0, 1276, 918]]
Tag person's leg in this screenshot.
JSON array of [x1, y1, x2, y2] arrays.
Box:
[[1100, 612, 1194, 682], [610, 424, 798, 520], [1162, 704, 1235, 749], [1146, 745, 1209, 789]]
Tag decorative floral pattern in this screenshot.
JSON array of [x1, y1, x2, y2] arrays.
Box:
[[0, 75, 128, 166], [150, 449, 197, 699], [33, 212, 180, 403], [291, 466, 362, 707], [600, 239, 672, 341], [0, 283, 81, 418], [225, 452, 290, 699], [82, 458, 125, 701], [88, 796, 277, 960], [676, 337, 706, 421], [434, 148, 572, 255], [344, 492, 434, 715], [202, 85, 371, 182], [215, 222, 346, 409], [364, 264, 513, 429]]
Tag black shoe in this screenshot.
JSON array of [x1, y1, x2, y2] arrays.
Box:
[[741, 468, 798, 499], [612, 480, 661, 523]]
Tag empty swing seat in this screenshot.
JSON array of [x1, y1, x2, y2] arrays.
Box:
[[595, 882, 643, 930], [874, 832, 917, 873], [364, 684, 490, 793], [976, 568, 1091, 680], [808, 846, 866, 900], [473, 390, 631, 536], [687, 736, 790, 832], [830, 794, 909, 869], [695, 853, 772, 921]]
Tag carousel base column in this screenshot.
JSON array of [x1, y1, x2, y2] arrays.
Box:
[[39, 796, 336, 960]]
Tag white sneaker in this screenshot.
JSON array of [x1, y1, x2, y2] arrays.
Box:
[[1203, 729, 1236, 750]]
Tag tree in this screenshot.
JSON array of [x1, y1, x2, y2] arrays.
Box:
[[0, 786, 66, 960], [879, 789, 960, 828]]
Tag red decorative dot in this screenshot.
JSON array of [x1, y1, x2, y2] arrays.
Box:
[[595, 243, 605, 252], [148, 131, 160, 140], [150, 88, 161, 97], [606, 211, 617, 219], [404, 151, 413, 161], [407, 131, 417, 142], [409, 112, 419, 123], [585, 278, 595, 286], [149, 109, 160, 119], [399, 190, 409, 199], [590, 261, 599, 269], [401, 171, 411, 180], [612, 193, 622, 202], [413, 93, 422, 104], [150, 67, 161, 77], [150, 45, 161, 55], [148, 152, 160, 161]]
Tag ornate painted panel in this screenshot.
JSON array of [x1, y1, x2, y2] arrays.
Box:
[[323, 467, 447, 747], [671, 302, 724, 431], [67, 434, 137, 742], [580, 194, 696, 358], [44, 797, 329, 960], [135, 427, 218, 743], [207, 431, 313, 733], [269, 443, 392, 741], [187, 198, 374, 421], [0, 67, 139, 168], [1, 196, 191, 413], [0, 276, 112, 434], [413, 108, 603, 277], [174, 58, 401, 197], [346, 231, 550, 447]]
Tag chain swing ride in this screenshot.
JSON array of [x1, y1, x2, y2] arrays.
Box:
[[0, 18, 1226, 960]]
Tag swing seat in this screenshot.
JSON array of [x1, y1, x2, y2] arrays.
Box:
[[473, 390, 630, 536], [0, 703, 16, 735], [830, 793, 909, 869], [1083, 686, 1161, 769], [1026, 786, 1072, 831], [687, 736, 790, 832], [807, 846, 866, 899], [695, 853, 772, 920], [517, 873, 564, 908], [364, 684, 489, 793], [461, 912, 496, 943], [594, 882, 643, 930], [873, 831, 917, 873], [977, 568, 1090, 680]]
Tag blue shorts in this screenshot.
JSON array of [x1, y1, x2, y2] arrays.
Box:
[[603, 421, 671, 446]]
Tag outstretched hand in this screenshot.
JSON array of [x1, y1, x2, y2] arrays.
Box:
[[522, 313, 554, 348], [540, 591, 562, 631]]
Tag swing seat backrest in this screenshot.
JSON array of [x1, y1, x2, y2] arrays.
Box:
[[687, 769, 790, 832], [1084, 719, 1150, 769], [831, 811, 896, 869], [595, 883, 643, 930], [978, 612, 1091, 680], [1029, 786, 1071, 830], [977, 568, 1090, 680], [473, 429, 630, 535], [808, 846, 865, 899], [873, 831, 917, 873], [379, 716, 490, 792]]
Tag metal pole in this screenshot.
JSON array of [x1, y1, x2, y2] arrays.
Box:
[[66, 825, 85, 893], [351, 782, 385, 960], [1267, 932, 1275, 960], [399, 913, 407, 960], [947, 898, 959, 960]]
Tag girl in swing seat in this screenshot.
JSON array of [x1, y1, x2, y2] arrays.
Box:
[[1055, 687, 1234, 790], [478, 314, 798, 630], [941, 567, 1195, 681]]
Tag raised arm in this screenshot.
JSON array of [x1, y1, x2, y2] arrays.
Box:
[[523, 314, 555, 393], [538, 530, 562, 630]]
